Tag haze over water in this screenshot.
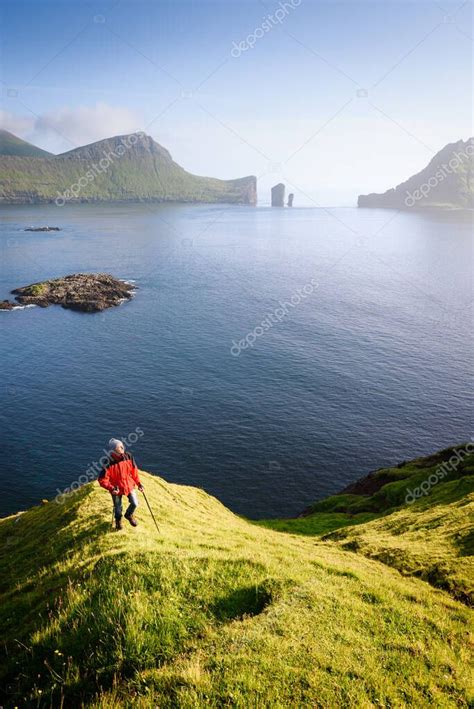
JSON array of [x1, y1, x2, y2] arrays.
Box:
[[0, 203, 472, 518]]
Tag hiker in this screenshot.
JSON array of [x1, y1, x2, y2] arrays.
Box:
[[98, 438, 144, 530]]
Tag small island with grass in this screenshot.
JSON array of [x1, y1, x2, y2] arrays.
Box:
[[0, 273, 135, 312]]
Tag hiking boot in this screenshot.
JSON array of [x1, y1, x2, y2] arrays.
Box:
[[115, 517, 123, 531], [125, 513, 138, 527]]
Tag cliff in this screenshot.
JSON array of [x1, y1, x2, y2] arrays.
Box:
[[0, 131, 257, 205], [0, 445, 472, 706], [358, 138, 473, 209]]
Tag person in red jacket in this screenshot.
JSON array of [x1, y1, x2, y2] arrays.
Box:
[[99, 438, 144, 530]]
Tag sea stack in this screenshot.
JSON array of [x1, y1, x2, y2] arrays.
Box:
[[288, 193, 294, 207], [271, 183, 285, 207]]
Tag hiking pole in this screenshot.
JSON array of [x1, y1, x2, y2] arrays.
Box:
[[141, 489, 161, 533]]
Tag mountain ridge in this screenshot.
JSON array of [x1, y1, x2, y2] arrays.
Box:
[[57, 132, 174, 162], [0, 130, 257, 205], [0, 128, 53, 158]]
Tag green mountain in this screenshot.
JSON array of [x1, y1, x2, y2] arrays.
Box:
[[0, 132, 257, 205], [0, 445, 472, 707], [358, 138, 473, 208], [0, 128, 53, 158]]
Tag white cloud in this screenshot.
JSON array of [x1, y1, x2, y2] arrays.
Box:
[[1, 103, 142, 154], [34, 103, 141, 149], [0, 110, 35, 136]]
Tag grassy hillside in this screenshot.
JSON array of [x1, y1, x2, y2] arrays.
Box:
[[0, 129, 53, 158], [0, 460, 473, 707], [0, 132, 257, 205], [259, 445, 474, 603]]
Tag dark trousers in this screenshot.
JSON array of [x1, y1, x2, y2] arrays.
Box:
[[112, 491, 138, 520]]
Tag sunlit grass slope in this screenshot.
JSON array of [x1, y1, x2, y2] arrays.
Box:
[[0, 467, 473, 708], [259, 446, 474, 605], [325, 475, 473, 604]]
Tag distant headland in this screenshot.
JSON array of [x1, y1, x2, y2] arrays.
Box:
[[358, 138, 473, 209], [0, 129, 257, 206]]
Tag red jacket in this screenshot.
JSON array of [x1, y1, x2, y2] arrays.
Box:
[[98, 452, 141, 496]]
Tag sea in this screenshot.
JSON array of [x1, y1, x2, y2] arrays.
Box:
[[0, 202, 472, 518]]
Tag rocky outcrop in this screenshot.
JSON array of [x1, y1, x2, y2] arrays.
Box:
[[0, 300, 15, 310], [358, 138, 473, 209], [287, 193, 294, 207], [0, 132, 257, 206], [271, 183, 285, 207], [10, 273, 135, 312]]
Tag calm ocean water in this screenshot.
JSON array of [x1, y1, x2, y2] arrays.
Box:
[[0, 203, 472, 518]]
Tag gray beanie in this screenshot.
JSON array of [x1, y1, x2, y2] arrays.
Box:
[[108, 438, 124, 452]]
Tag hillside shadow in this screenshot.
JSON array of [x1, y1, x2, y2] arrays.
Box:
[[211, 581, 274, 621]]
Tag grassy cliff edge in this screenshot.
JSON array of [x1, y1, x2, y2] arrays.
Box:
[[259, 444, 474, 603], [0, 445, 472, 707]]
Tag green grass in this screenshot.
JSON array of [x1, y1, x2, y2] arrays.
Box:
[[22, 282, 47, 296], [256, 511, 378, 536], [0, 155, 256, 204], [258, 445, 474, 605], [1, 451, 473, 708], [325, 475, 474, 604]]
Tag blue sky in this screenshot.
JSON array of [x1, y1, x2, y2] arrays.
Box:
[[1, 0, 472, 204]]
